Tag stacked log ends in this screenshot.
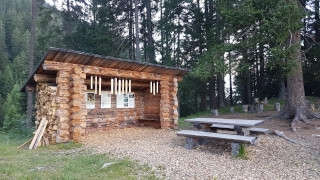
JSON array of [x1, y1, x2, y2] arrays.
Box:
[[35, 82, 57, 145]]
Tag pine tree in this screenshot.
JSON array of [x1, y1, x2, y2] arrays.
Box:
[[2, 84, 24, 131]]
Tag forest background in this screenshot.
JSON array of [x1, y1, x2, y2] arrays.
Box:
[[0, 0, 320, 132]]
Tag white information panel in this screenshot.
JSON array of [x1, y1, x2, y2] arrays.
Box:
[[85, 92, 95, 109], [101, 91, 112, 108], [116, 93, 135, 108]]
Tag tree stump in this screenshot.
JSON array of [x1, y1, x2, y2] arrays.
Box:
[[230, 107, 234, 113], [315, 100, 320, 109], [259, 103, 264, 112], [310, 104, 315, 111], [211, 109, 218, 116], [274, 103, 280, 111], [242, 105, 248, 112]]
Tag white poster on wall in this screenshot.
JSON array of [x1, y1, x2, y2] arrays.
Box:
[[101, 91, 112, 108], [85, 92, 95, 109], [116, 93, 135, 108]]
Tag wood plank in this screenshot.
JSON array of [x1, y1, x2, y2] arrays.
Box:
[[34, 74, 56, 83], [249, 127, 270, 135], [54, 51, 67, 62], [185, 118, 264, 127], [64, 52, 77, 63], [138, 118, 160, 121], [43, 61, 174, 81], [138, 119, 161, 129], [176, 130, 257, 144], [29, 117, 48, 149], [211, 124, 234, 129], [17, 138, 32, 149]]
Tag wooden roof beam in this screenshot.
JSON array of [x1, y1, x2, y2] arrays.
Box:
[[43, 60, 177, 81], [34, 74, 56, 83]]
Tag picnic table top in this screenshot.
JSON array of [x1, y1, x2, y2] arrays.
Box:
[[184, 118, 264, 127]]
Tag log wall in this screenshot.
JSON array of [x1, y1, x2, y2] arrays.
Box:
[[160, 77, 179, 129], [85, 91, 144, 133], [143, 89, 160, 119], [34, 61, 183, 143], [55, 70, 72, 143], [69, 67, 87, 142]]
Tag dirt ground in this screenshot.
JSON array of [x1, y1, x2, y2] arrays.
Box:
[[83, 110, 320, 179], [208, 110, 320, 151]]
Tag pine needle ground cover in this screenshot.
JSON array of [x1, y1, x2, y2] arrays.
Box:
[[0, 132, 159, 180]]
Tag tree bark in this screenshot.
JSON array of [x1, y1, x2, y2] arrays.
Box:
[[27, 0, 37, 128], [200, 92, 207, 111], [278, 80, 286, 99], [134, 0, 140, 61], [128, 0, 134, 59], [315, 0, 320, 42], [258, 44, 266, 98], [208, 77, 217, 110], [146, 0, 155, 63], [217, 73, 225, 108], [274, 29, 320, 129]]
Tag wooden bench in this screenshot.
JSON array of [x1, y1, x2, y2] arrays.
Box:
[[176, 130, 257, 156], [210, 124, 269, 135], [210, 124, 244, 135], [210, 124, 235, 131], [248, 127, 269, 135], [138, 118, 161, 129], [177, 130, 257, 145]]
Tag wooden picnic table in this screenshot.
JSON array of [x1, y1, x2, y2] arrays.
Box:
[[184, 118, 264, 127], [178, 118, 268, 156], [184, 118, 264, 135]]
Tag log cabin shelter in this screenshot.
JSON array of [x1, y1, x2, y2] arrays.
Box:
[[21, 48, 189, 144]]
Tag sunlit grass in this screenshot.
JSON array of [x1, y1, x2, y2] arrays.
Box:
[[0, 132, 160, 180]]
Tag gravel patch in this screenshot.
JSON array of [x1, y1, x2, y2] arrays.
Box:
[[82, 127, 320, 179]]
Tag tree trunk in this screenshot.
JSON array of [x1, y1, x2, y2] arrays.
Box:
[[200, 92, 207, 111], [258, 44, 265, 99], [134, 0, 140, 61], [27, 0, 37, 128], [146, 1, 155, 63], [315, 0, 320, 42], [276, 29, 320, 128], [208, 77, 217, 110], [217, 73, 225, 108], [283, 30, 307, 119], [128, 0, 134, 59], [278, 80, 286, 99], [228, 52, 234, 106]]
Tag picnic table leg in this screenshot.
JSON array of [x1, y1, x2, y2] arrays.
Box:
[[234, 126, 250, 136], [185, 137, 199, 149], [231, 142, 240, 157], [234, 126, 243, 135], [200, 124, 211, 131], [184, 137, 206, 149]]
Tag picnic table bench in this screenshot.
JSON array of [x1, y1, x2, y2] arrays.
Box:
[[177, 130, 257, 146], [210, 124, 270, 135], [138, 118, 161, 129], [176, 130, 257, 157], [177, 118, 268, 156]]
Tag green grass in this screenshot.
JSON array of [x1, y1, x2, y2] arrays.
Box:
[[178, 111, 210, 129], [0, 132, 160, 180], [237, 144, 249, 160]]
